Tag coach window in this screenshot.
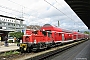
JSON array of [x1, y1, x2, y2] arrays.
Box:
[[48, 32, 52, 37], [59, 33, 60, 36]]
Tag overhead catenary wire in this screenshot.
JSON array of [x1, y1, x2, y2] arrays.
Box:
[[55, 0, 68, 13], [55, 1, 85, 23], [44, 0, 73, 21], [0, 9, 16, 16], [0, 4, 30, 16], [0, 0, 44, 21], [0, 5, 43, 28], [9, 0, 88, 31], [7, 0, 29, 10], [6, 0, 42, 29], [6, 0, 73, 22], [50, 0, 84, 31], [6, 0, 45, 19], [7, 0, 35, 14], [0, 0, 83, 23], [0, 0, 41, 22], [54, 0, 72, 27]]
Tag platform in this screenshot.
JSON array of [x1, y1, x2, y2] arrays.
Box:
[[51, 40, 90, 60], [0, 43, 19, 53]]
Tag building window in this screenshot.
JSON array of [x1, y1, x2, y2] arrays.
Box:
[[8, 23, 10, 25], [14, 24, 15, 26], [6, 19, 7, 21], [4, 23, 6, 25], [2, 18, 3, 21], [2, 23, 4, 25], [4, 19, 5, 21], [0, 22, 2, 25]]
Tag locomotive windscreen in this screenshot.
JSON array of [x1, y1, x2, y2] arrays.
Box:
[[42, 31, 47, 36]]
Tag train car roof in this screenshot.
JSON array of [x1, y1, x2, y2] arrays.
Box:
[[41, 24, 62, 32], [72, 31, 79, 34], [41, 24, 73, 33]]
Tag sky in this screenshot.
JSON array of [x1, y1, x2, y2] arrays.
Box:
[[0, 0, 89, 31]]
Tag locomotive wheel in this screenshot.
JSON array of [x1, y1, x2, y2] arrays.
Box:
[[26, 47, 31, 53], [31, 48, 38, 52]]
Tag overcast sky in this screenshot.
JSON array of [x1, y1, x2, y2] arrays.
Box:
[[0, 0, 88, 31]]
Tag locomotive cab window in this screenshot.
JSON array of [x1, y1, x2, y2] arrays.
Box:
[[33, 31, 38, 34], [42, 31, 47, 36]]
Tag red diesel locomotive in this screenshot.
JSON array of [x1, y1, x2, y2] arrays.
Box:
[[19, 24, 89, 52]]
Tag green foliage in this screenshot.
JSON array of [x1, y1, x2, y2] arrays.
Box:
[[8, 40, 13, 43], [84, 31, 90, 34], [4, 51, 13, 56], [12, 51, 20, 54], [3, 51, 20, 56], [9, 32, 24, 39]]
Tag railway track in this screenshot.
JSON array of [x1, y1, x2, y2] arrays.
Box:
[[0, 40, 88, 60], [16, 40, 87, 60]]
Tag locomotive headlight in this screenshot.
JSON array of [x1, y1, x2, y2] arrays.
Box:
[[34, 39, 36, 44]]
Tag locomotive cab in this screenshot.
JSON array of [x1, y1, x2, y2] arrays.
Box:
[[20, 30, 54, 52]]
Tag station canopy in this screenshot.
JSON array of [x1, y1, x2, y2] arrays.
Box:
[[65, 0, 90, 29]]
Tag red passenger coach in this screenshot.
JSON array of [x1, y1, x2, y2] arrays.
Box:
[[41, 24, 64, 44], [73, 32, 78, 40], [64, 33, 73, 42], [41, 24, 74, 43], [84, 34, 89, 39]]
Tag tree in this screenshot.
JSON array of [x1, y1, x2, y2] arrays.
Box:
[[84, 31, 90, 34], [9, 32, 24, 39]]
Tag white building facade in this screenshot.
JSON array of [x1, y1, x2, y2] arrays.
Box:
[[0, 15, 26, 32]]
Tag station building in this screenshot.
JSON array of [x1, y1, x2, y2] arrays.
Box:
[[0, 15, 26, 41]]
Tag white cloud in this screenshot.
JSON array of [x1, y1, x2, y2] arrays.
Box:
[[0, 0, 88, 31]]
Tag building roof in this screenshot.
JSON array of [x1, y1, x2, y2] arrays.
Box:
[[0, 29, 14, 32], [0, 15, 24, 21]]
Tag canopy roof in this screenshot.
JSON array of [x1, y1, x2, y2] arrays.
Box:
[[65, 0, 90, 29]]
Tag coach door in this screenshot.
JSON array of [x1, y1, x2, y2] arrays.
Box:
[[76, 34, 78, 40], [62, 34, 64, 41]]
